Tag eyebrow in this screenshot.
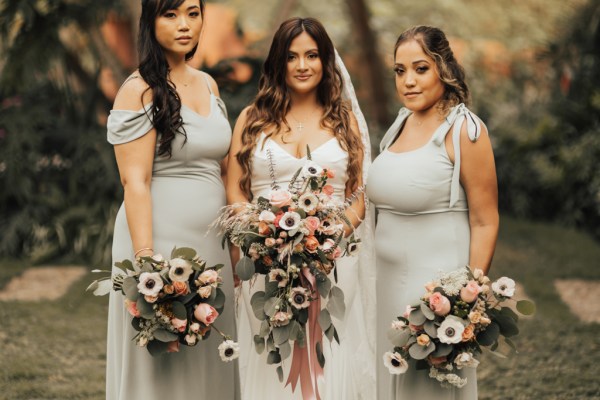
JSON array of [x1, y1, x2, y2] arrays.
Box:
[[394, 59, 431, 67], [288, 48, 319, 55]]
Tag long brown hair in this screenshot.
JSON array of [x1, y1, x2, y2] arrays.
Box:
[[236, 17, 363, 199], [394, 25, 470, 114]]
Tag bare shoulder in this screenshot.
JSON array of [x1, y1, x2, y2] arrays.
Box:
[[113, 72, 152, 111]]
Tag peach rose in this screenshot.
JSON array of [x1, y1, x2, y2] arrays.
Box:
[[460, 280, 481, 303], [144, 295, 158, 303], [197, 285, 212, 298], [469, 311, 482, 324], [262, 255, 273, 266], [194, 303, 219, 325], [428, 355, 447, 366], [197, 269, 219, 285], [258, 221, 272, 236], [173, 281, 189, 296], [304, 235, 320, 253], [304, 216, 321, 235], [429, 292, 451, 316], [124, 299, 140, 317], [265, 237, 276, 247], [273, 212, 284, 228], [171, 317, 187, 333], [326, 169, 335, 179], [417, 334, 431, 346], [269, 189, 292, 207], [167, 340, 180, 353], [322, 184, 334, 197], [163, 284, 174, 295], [462, 324, 475, 342]]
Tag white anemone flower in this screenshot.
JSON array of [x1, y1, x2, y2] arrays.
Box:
[[289, 287, 311, 309], [492, 277, 516, 297], [383, 351, 409, 374], [137, 272, 164, 296], [346, 241, 361, 256], [298, 193, 320, 213], [268, 268, 289, 288], [437, 316, 466, 344], [279, 211, 302, 231], [168, 258, 194, 282], [302, 161, 323, 177], [218, 340, 240, 362]]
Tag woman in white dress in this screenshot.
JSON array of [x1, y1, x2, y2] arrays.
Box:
[[226, 17, 375, 400]]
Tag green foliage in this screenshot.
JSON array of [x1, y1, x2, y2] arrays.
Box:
[[493, 0, 600, 239]]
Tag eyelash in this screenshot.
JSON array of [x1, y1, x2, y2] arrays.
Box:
[[394, 66, 429, 75], [163, 11, 200, 18], [287, 53, 319, 61]]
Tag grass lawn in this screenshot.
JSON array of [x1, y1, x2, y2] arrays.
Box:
[[0, 216, 599, 399]]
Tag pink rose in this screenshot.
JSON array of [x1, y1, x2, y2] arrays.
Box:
[[428, 355, 447, 366], [198, 269, 219, 285], [124, 299, 140, 317], [272, 311, 292, 327], [198, 285, 212, 298], [265, 238, 276, 247], [460, 280, 481, 303], [171, 317, 188, 332], [273, 212, 284, 228], [304, 216, 321, 235], [167, 340, 180, 353], [321, 238, 336, 252], [322, 185, 334, 197], [194, 303, 219, 325], [403, 305, 414, 318], [173, 281, 190, 296], [429, 292, 451, 316], [326, 169, 335, 179], [269, 189, 292, 207]]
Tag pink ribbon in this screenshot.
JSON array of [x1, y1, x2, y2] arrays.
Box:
[[285, 268, 324, 400]]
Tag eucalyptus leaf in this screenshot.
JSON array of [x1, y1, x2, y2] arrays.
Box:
[[119, 259, 134, 271], [266, 335, 275, 351], [293, 233, 305, 246], [516, 300, 536, 316], [251, 291, 267, 321], [297, 308, 309, 324], [264, 279, 280, 297], [408, 308, 427, 326], [136, 297, 155, 319], [263, 297, 280, 317], [171, 301, 187, 320], [328, 286, 346, 319], [430, 342, 453, 357], [499, 306, 520, 322], [279, 341, 292, 360], [505, 337, 518, 353], [318, 309, 332, 331], [491, 340, 499, 352], [315, 341, 325, 368], [477, 321, 500, 346], [208, 288, 226, 310], [153, 329, 179, 342], [131, 318, 142, 331], [277, 366, 284, 383], [236, 257, 256, 281], [260, 320, 271, 337], [387, 327, 411, 347], [86, 280, 99, 293], [94, 279, 113, 296], [273, 325, 291, 345], [316, 274, 332, 298], [253, 335, 265, 354], [324, 325, 334, 342], [408, 341, 436, 360], [179, 292, 197, 305], [493, 313, 519, 337], [424, 320, 438, 338], [147, 340, 170, 357], [420, 302, 435, 320], [122, 276, 139, 301], [171, 247, 197, 260], [333, 327, 340, 344], [488, 350, 508, 359], [267, 350, 281, 365], [289, 320, 301, 341]]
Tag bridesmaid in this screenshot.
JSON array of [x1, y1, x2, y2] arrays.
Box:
[[367, 25, 499, 399], [105, 0, 239, 399]]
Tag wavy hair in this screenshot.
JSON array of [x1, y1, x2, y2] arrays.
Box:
[[394, 25, 470, 114], [138, 0, 205, 157], [236, 17, 363, 199]]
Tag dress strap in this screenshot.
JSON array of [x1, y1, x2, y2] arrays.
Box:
[[379, 108, 412, 152], [202, 73, 214, 95], [431, 103, 483, 207]]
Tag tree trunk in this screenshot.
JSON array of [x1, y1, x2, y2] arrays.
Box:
[[345, 0, 391, 130]]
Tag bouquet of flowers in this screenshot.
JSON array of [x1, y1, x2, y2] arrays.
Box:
[[214, 155, 359, 391], [383, 267, 535, 388], [87, 247, 239, 361]]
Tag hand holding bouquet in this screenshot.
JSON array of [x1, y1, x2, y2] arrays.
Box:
[[88, 247, 239, 361], [384, 267, 535, 388]]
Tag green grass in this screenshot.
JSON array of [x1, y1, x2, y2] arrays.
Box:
[[0, 216, 599, 399]]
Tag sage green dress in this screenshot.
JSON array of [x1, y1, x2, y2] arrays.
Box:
[[105, 77, 240, 400], [367, 104, 482, 400]]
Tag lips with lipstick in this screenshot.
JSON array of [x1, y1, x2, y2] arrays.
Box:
[[404, 91, 421, 99], [176, 35, 193, 43]]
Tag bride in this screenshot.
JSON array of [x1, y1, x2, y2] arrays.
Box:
[[226, 17, 375, 399]]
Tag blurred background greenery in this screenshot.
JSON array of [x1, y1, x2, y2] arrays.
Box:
[[0, 0, 599, 265]]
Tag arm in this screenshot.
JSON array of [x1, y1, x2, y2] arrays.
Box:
[[201, 72, 230, 184], [113, 77, 156, 258], [449, 121, 499, 275], [343, 112, 366, 236]]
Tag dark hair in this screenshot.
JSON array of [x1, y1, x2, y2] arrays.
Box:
[[138, 0, 205, 157], [394, 25, 469, 113], [236, 17, 363, 199]]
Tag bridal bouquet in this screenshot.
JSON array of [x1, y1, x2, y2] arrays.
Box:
[[214, 156, 359, 390], [87, 247, 239, 361], [383, 267, 535, 388]]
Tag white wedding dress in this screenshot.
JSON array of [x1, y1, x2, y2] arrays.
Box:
[[237, 132, 374, 399]]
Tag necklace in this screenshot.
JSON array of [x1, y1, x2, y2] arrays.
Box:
[[289, 106, 320, 132]]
